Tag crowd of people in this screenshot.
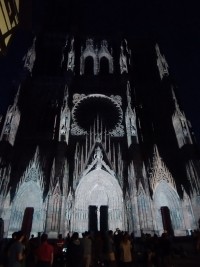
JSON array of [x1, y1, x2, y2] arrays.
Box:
[[0, 228, 200, 267]]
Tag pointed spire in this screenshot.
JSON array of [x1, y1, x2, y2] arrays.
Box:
[[172, 86, 193, 148], [155, 43, 169, 80], [13, 85, 21, 107], [171, 86, 183, 116], [0, 84, 21, 145]]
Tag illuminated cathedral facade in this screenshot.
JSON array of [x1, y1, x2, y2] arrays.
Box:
[[0, 13, 200, 238]]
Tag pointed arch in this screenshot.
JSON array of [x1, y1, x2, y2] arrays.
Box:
[[99, 56, 109, 74], [9, 180, 44, 235], [84, 56, 95, 75], [153, 181, 185, 235], [72, 169, 124, 233]]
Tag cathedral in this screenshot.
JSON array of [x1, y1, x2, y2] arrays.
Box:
[[0, 1, 200, 238]]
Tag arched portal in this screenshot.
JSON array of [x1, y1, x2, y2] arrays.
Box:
[[153, 181, 185, 236], [99, 56, 109, 75], [8, 181, 44, 236], [72, 169, 125, 233], [84, 56, 94, 75]]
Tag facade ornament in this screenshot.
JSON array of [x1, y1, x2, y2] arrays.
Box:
[[150, 145, 176, 191], [71, 123, 87, 136], [110, 95, 122, 106], [98, 40, 114, 74], [72, 93, 86, 105], [109, 124, 124, 137], [124, 39, 132, 65], [181, 185, 197, 229], [81, 144, 115, 178], [155, 43, 169, 80], [186, 160, 200, 195], [94, 146, 103, 170], [80, 38, 114, 75], [67, 37, 75, 71], [71, 94, 124, 136], [23, 37, 36, 74], [59, 87, 71, 143], [18, 146, 44, 188], [125, 82, 138, 147], [120, 45, 128, 74], [80, 38, 97, 75]]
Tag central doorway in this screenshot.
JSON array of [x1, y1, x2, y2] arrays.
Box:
[[73, 169, 124, 233], [89, 205, 108, 232], [161, 206, 174, 236]]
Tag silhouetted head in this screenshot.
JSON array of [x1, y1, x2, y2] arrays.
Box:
[[72, 232, 79, 240], [12, 232, 18, 239], [16, 231, 25, 241], [41, 233, 48, 243]]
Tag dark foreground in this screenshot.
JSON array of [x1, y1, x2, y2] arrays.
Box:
[[0, 233, 200, 267]]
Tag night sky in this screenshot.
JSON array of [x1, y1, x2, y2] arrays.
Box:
[[0, 0, 200, 144]]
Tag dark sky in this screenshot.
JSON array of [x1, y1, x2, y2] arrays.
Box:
[[0, 0, 200, 144]]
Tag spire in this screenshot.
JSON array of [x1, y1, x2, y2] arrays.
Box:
[[172, 86, 193, 148], [0, 85, 21, 145], [155, 43, 169, 80], [13, 85, 20, 107], [172, 86, 183, 117]]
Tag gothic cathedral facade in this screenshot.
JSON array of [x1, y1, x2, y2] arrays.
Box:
[[0, 9, 200, 238]]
